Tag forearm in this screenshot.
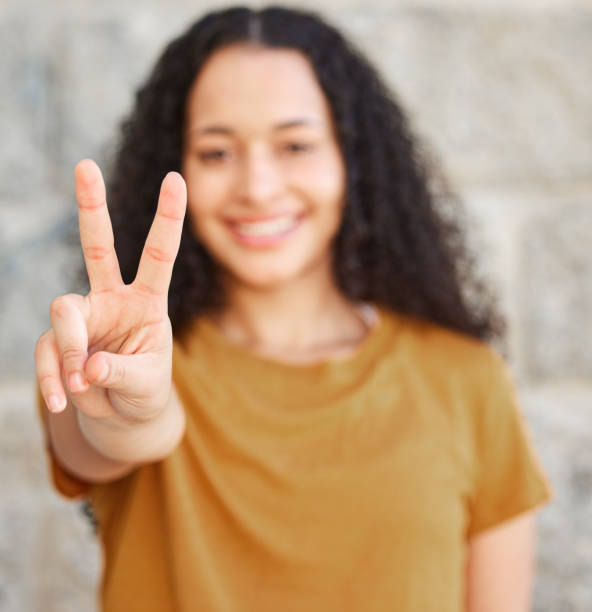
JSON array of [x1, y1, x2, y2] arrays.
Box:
[[78, 386, 186, 463], [465, 512, 536, 612], [47, 387, 186, 483]]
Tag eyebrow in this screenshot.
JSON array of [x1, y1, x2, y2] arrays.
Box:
[[188, 118, 322, 137]]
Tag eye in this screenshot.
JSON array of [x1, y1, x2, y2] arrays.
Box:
[[197, 149, 232, 164], [281, 142, 314, 155]]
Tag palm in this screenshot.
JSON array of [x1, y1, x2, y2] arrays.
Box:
[[47, 160, 186, 420], [85, 287, 169, 357], [71, 287, 170, 419]]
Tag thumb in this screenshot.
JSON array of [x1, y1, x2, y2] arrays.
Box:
[[85, 350, 165, 396]]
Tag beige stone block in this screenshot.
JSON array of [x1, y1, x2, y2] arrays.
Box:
[[0, 381, 100, 611], [336, 9, 592, 187], [50, 19, 153, 191], [0, 20, 50, 198], [521, 200, 592, 379], [0, 204, 82, 377], [520, 383, 592, 612]]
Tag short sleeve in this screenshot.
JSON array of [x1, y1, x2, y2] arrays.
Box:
[[466, 352, 553, 537], [36, 386, 93, 499]]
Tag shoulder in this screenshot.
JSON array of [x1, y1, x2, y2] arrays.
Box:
[[376, 309, 512, 420], [387, 310, 503, 379]]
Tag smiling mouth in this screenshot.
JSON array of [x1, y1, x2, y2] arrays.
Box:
[[227, 215, 302, 246]]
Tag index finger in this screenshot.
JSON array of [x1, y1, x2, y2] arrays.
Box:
[[74, 159, 123, 292], [133, 171, 187, 296]]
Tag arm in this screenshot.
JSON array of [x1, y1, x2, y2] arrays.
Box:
[[45, 399, 135, 483], [35, 159, 187, 485], [44, 387, 185, 484], [465, 511, 537, 612]]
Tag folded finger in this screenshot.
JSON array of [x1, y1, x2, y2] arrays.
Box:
[[49, 294, 90, 395], [85, 351, 168, 420], [75, 159, 123, 292], [35, 330, 67, 413], [134, 172, 187, 296], [85, 350, 161, 394]]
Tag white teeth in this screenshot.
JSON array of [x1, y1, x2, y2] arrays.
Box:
[[234, 216, 297, 237]]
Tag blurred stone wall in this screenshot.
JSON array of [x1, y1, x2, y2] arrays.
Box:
[[1, 0, 590, 610]]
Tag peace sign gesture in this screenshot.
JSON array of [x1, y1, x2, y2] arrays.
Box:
[[35, 159, 187, 428]]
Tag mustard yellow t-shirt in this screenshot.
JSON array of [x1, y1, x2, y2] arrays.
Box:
[[39, 307, 552, 612]]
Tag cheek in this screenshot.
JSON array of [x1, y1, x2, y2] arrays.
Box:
[[185, 190, 220, 245], [187, 202, 222, 250], [309, 166, 346, 228], [305, 151, 346, 208], [185, 171, 229, 223], [287, 159, 344, 213]]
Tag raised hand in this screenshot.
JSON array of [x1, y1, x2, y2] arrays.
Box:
[[35, 159, 187, 426]]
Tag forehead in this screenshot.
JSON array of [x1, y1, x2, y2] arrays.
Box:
[[185, 44, 332, 129]]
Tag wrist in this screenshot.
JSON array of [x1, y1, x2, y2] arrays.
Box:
[[77, 386, 186, 463]]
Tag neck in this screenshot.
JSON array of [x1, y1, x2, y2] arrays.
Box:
[[210, 268, 369, 356]]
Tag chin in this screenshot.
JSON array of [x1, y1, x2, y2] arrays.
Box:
[[236, 274, 296, 292], [228, 265, 303, 291]]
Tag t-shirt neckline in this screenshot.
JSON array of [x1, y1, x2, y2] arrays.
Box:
[[194, 302, 393, 377]]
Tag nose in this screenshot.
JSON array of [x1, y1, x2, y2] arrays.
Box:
[[235, 146, 283, 208]]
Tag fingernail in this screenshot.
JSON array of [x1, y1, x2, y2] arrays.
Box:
[[69, 372, 84, 392], [47, 394, 65, 412]]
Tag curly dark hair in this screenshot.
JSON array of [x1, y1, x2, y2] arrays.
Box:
[[105, 5, 504, 342]]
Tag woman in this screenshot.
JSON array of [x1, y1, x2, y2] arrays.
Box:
[[35, 6, 552, 611]]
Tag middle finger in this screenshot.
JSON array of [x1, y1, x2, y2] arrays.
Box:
[[134, 171, 187, 296]]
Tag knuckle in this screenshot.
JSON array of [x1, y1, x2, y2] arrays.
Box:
[[77, 192, 105, 211], [132, 280, 162, 297], [34, 330, 52, 359], [61, 346, 86, 365], [110, 361, 125, 383], [49, 294, 76, 319], [157, 196, 184, 221], [37, 372, 56, 389], [145, 245, 174, 264], [82, 244, 111, 261], [49, 295, 68, 319], [107, 359, 124, 385], [49, 293, 84, 321]]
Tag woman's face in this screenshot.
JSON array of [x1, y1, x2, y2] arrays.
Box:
[[181, 44, 346, 291]]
